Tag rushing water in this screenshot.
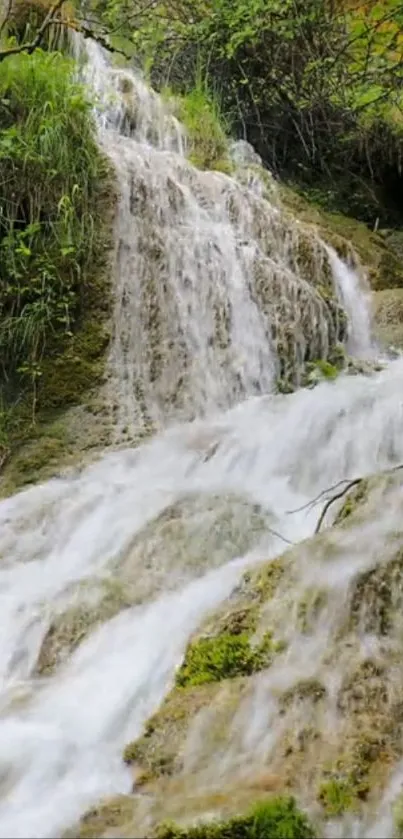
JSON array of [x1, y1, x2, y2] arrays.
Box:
[[0, 41, 401, 839]]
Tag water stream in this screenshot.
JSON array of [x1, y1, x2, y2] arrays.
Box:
[[0, 41, 401, 838]]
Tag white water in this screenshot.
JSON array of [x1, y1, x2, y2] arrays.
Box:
[[0, 41, 400, 839]]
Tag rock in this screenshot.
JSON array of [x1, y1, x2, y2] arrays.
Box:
[[373, 288, 403, 350]]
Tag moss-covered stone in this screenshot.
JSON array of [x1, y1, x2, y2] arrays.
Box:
[[334, 480, 369, 525], [318, 778, 355, 816], [0, 168, 116, 496], [175, 630, 280, 689], [36, 579, 132, 675], [296, 589, 328, 633], [123, 682, 223, 778], [67, 795, 135, 839], [279, 184, 403, 291], [280, 679, 326, 710], [373, 288, 403, 350], [156, 797, 316, 839], [349, 550, 403, 635]]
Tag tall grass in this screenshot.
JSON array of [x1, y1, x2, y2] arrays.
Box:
[[0, 49, 108, 405]]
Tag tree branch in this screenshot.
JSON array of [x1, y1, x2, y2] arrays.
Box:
[[314, 463, 403, 534]]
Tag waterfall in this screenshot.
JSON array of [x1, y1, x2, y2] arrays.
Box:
[[0, 41, 400, 839], [79, 41, 371, 439]]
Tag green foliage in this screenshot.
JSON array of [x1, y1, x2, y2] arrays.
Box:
[[104, 0, 403, 226], [156, 797, 316, 839], [175, 630, 280, 687], [0, 49, 108, 413]]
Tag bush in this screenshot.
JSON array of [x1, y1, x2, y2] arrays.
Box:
[[0, 49, 109, 412]]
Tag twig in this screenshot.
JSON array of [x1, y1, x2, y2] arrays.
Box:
[[268, 525, 294, 547]]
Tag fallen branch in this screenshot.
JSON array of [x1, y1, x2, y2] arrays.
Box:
[[287, 477, 354, 515], [315, 477, 362, 534], [314, 462, 403, 534]]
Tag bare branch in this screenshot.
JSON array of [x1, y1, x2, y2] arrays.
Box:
[[315, 477, 362, 534], [314, 463, 403, 534]]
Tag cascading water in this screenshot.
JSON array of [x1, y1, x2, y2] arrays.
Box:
[[0, 40, 401, 839]]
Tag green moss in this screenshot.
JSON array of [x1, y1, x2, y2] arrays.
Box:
[[156, 797, 316, 839], [253, 559, 286, 602], [318, 779, 355, 816], [349, 551, 403, 635], [297, 590, 328, 633], [318, 730, 388, 816], [123, 682, 221, 779], [175, 630, 278, 689], [69, 795, 135, 839]]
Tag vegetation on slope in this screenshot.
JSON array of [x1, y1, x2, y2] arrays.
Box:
[[0, 17, 115, 481], [97, 0, 403, 228]]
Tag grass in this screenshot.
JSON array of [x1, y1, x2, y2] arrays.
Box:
[[163, 78, 232, 172]]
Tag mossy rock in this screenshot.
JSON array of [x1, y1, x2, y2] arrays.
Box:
[[373, 288, 403, 349], [66, 795, 135, 839], [280, 679, 326, 711], [279, 185, 403, 291], [296, 589, 328, 633], [156, 797, 316, 839], [348, 549, 403, 636], [0, 171, 116, 496], [317, 728, 394, 816], [123, 682, 224, 778], [334, 480, 370, 525], [36, 579, 132, 675]]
